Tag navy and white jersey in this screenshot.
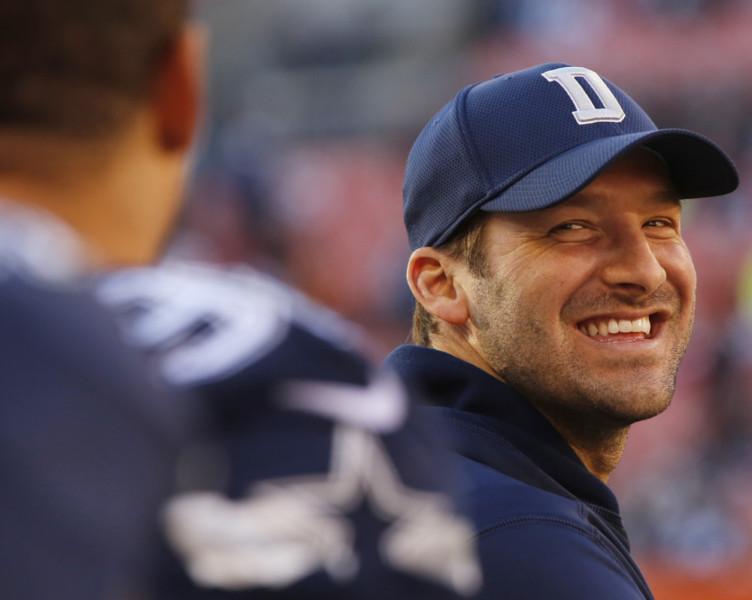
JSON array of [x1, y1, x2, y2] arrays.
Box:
[[98, 262, 482, 599], [0, 205, 187, 600]]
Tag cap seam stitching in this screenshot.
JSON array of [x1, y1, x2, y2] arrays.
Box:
[[454, 85, 493, 191]]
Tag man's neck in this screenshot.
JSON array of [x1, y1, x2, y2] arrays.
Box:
[[529, 405, 630, 483], [0, 120, 183, 269]]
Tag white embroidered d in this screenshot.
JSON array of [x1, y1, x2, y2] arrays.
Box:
[[542, 66, 626, 125]]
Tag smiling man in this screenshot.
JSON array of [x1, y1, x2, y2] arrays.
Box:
[[385, 63, 739, 599]]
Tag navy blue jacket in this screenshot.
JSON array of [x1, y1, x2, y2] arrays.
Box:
[[384, 345, 655, 600]]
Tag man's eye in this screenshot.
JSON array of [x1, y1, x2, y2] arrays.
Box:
[[553, 222, 585, 231], [643, 218, 682, 239], [548, 221, 595, 241], [644, 219, 669, 227]]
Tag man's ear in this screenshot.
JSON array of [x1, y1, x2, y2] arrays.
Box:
[[153, 24, 207, 152], [407, 247, 470, 326]]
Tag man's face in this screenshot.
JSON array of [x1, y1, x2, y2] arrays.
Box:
[[468, 149, 696, 429]]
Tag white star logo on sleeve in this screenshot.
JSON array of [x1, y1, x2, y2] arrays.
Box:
[[163, 426, 482, 595]]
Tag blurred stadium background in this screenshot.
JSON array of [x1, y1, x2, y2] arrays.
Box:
[[173, 1, 752, 597]]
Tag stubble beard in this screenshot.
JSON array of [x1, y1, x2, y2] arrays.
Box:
[[472, 277, 694, 432]]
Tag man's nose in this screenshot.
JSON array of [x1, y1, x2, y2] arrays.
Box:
[[599, 230, 667, 295]]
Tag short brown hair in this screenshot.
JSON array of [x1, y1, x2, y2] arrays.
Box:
[[0, 0, 189, 138], [412, 211, 489, 346]]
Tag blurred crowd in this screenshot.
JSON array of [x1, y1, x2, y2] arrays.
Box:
[[172, 1, 752, 597]]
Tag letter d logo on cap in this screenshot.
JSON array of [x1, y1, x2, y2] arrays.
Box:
[[543, 66, 626, 125]]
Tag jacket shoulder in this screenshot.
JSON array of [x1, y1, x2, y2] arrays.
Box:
[[455, 454, 651, 599]]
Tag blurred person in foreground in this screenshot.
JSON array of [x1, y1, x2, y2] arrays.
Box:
[[0, 1, 480, 599], [384, 63, 740, 599], [0, 1, 199, 598]]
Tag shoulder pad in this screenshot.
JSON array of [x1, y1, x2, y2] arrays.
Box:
[[97, 261, 370, 387]]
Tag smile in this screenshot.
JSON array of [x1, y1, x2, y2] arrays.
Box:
[[578, 316, 651, 338]]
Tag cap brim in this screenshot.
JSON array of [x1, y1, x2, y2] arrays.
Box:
[[482, 129, 739, 214]]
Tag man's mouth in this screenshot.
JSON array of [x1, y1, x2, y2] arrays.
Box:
[[577, 316, 652, 339]]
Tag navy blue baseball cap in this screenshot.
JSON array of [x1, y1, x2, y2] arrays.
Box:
[[403, 62, 739, 250]]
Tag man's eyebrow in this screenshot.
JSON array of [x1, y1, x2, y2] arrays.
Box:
[[655, 191, 683, 206], [642, 189, 682, 204]]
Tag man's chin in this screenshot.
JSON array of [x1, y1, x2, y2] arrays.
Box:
[[588, 387, 675, 428]]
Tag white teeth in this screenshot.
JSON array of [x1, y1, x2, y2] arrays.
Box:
[[580, 316, 651, 338], [635, 317, 651, 334]]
